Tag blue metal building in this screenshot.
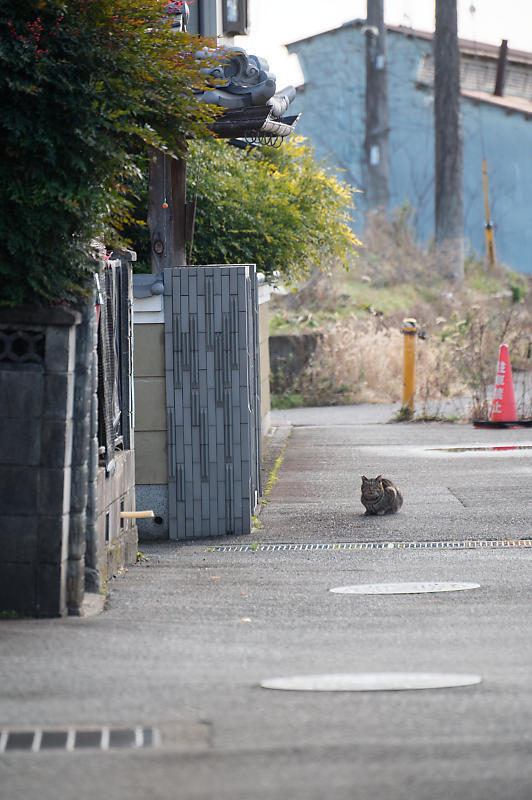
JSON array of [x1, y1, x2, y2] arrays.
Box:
[[287, 20, 532, 274]]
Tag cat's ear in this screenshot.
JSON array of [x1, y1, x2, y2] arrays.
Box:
[[376, 475, 382, 480], [361, 475, 367, 481]]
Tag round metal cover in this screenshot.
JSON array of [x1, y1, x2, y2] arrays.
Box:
[[329, 581, 480, 595], [260, 673, 482, 692]]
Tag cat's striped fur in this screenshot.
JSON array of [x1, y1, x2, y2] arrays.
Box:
[[360, 475, 403, 515]]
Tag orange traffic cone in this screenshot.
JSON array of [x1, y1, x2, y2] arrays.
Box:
[[490, 344, 517, 423]]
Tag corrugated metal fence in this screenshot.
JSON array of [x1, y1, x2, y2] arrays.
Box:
[[164, 265, 261, 538]]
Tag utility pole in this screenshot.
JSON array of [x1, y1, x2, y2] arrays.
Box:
[[364, 0, 389, 212], [434, 0, 464, 281]]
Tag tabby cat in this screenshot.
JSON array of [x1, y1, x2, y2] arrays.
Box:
[[360, 475, 403, 515]]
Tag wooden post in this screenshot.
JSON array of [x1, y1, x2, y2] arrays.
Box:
[[147, 148, 187, 273]]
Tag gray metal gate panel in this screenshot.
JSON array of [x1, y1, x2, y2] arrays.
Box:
[[164, 266, 261, 539]]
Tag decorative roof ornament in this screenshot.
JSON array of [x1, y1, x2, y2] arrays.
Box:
[[194, 47, 299, 144], [195, 47, 295, 114], [162, 4, 299, 144]]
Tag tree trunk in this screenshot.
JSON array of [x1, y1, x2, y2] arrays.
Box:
[[434, 0, 464, 281], [364, 0, 390, 212]]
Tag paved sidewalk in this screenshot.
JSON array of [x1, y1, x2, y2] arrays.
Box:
[[260, 404, 532, 544], [1, 406, 531, 800]]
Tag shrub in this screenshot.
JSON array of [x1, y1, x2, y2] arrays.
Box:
[[186, 136, 360, 283], [294, 304, 532, 420], [0, 0, 217, 306], [439, 304, 532, 419]]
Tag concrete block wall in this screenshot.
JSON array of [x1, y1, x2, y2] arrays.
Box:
[[0, 306, 80, 617], [0, 261, 138, 617], [95, 450, 137, 584]]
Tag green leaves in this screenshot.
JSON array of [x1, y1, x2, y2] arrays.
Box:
[[0, 0, 219, 306], [186, 136, 360, 283]]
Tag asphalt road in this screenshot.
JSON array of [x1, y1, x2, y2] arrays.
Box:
[[1, 405, 531, 800]]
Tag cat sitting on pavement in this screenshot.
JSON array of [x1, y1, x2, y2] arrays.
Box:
[[360, 475, 403, 515]]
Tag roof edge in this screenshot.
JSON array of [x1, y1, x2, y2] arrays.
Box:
[[286, 19, 532, 64]]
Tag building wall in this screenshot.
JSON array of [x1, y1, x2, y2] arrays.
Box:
[[133, 314, 169, 540], [134, 322, 168, 487], [288, 25, 532, 274]]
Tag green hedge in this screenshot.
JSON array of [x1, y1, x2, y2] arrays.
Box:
[[0, 0, 217, 306], [187, 137, 360, 282]]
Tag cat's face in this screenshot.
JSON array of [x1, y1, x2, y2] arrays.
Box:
[[361, 475, 383, 499]]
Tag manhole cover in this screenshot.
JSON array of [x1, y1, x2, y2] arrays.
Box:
[[329, 581, 480, 595], [260, 673, 482, 692], [430, 444, 532, 452]]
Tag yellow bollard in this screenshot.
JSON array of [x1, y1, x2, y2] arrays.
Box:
[[482, 158, 496, 270], [401, 318, 417, 413]]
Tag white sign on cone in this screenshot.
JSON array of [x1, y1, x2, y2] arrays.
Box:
[[490, 343, 518, 422]]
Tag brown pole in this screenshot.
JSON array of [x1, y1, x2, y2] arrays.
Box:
[[434, 0, 464, 282], [147, 148, 188, 273], [364, 0, 390, 212]]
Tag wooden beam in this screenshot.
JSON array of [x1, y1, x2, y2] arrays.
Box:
[[147, 148, 187, 273]]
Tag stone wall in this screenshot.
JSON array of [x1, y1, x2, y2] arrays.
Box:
[[0, 257, 138, 618], [163, 265, 262, 539], [269, 332, 321, 395], [0, 306, 80, 617]]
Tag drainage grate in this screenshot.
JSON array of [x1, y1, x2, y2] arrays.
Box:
[[207, 539, 532, 553], [0, 726, 159, 754]]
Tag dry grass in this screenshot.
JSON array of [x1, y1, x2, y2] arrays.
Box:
[[270, 209, 532, 420], [295, 306, 532, 420], [298, 317, 464, 408]]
